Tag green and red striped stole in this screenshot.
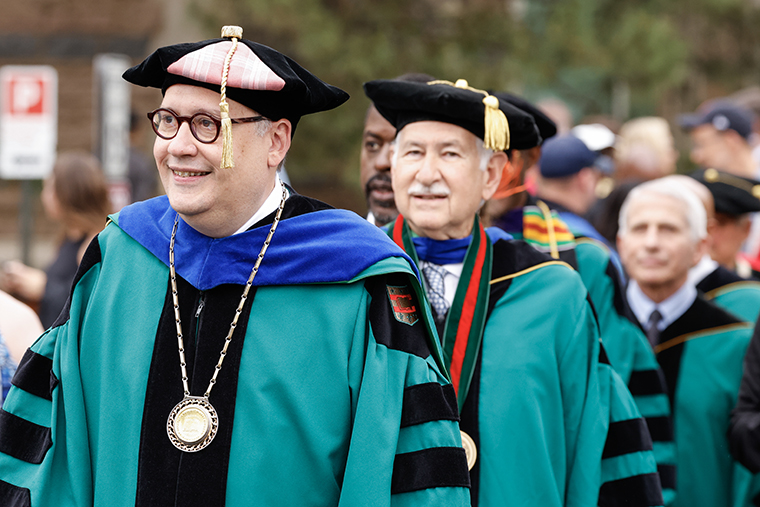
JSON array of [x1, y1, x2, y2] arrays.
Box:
[[389, 215, 492, 411]]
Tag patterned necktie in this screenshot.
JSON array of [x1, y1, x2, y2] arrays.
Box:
[[646, 309, 663, 348], [422, 263, 450, 320]]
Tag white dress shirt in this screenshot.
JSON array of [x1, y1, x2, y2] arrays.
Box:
[[627, 280, 697, 332], [233, 176, 287, 235]]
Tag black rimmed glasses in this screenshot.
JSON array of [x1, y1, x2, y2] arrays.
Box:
[[147, 108, 268, 144]]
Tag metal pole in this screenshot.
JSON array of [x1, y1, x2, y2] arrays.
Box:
[[19, 180, 34, 265]]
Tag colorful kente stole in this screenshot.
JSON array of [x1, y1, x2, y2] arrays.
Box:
[[521, 201, 576, 259], [388, 215, 492, 411]]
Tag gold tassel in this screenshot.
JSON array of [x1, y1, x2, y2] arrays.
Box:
[[482, 95, 510, 151], [219, 26, 242, 169], [428, 79, 511, 151], [220, 101, 234, 169]]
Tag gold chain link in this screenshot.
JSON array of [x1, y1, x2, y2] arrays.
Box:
[[169, 185, 287, 400]]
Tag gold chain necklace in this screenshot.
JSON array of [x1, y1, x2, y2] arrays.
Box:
[[166, 186, 287, 452]]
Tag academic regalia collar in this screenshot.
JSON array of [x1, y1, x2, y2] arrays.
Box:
[[412, 236, 472, 265], [688, 254, 719, 288], [115, 194, 418, 290], [627, 280, 697, 332], [409, 227, 512, 266], [387, 215, 505, 412], [530, 196, 570, 214]]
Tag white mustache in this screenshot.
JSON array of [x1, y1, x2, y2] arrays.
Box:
[[407, 182, 451, 196]]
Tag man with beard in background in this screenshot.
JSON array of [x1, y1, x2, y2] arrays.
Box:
[[360, 73, 434, 226]]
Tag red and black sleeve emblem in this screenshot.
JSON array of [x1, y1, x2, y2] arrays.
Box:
[[386, 285, 419, 326]]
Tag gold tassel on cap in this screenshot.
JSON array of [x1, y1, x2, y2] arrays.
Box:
[[482, 95, 509, 152], [428, 79, 511, 151], [219, 26, 243, 169]]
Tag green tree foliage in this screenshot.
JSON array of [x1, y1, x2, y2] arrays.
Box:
[[191, 0, 758, 207]]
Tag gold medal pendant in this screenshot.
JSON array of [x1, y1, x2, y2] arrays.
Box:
[[164, 188, 286, 453], [460, 430, 478, 470], [167, 396, 219, 452]]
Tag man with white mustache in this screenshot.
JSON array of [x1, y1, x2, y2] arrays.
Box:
[[364, 77, 614, 507], [618, 178, 757, 507]]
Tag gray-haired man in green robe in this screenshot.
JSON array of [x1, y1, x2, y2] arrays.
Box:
[[619, 177, 758, 507]]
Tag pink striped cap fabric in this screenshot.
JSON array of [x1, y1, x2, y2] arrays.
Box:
[[167, 41, 286, 92]]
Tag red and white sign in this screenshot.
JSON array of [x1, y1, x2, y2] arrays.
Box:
[[0, 66, 58, 179]]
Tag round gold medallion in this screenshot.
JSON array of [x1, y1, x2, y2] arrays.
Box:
[[460, 430, 477, 470], [167, 397, 218, 452]]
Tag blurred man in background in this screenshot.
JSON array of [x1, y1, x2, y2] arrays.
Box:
[[534, 134, 614, 247], [680, 102, 758, 179], [360, 73, 433, 226], [618, 178, 756, 507]]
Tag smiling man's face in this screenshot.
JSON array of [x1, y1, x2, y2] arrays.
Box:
[[391, 121, 504, 240], [153, 84, 281, 237]]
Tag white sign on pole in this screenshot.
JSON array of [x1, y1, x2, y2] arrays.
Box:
[[94, 54, 131, 210], [0, 65, 58, 179]]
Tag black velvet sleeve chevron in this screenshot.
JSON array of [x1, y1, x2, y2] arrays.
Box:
[[391, 447, 470, 494], [0, 480, 30, 507], [602, 418, 654, 459], [11, 350, 58, 400], [599, 473, 663, 507], [0, 410, 52, 464], [400, 383, 459, 428]]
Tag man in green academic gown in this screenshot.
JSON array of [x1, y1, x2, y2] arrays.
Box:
[[0, 27, 471, 507], [364, 78, 662, 507], [618, 177, 758, 507], [485, 92, 675, 505]]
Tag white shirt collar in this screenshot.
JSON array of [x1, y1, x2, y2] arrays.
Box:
[[687, 254, 718, 286], [366, 211, 376, 226], [627, 280, 697, 331], [233, 177, 287, 235]]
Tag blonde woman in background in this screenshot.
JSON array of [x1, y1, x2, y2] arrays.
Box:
[[615, 117, 678, 182]]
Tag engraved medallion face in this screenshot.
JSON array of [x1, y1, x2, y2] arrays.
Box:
[[175, 405, 211, 444], [460, 430, 477, 470], [167, 397, 219, 452]]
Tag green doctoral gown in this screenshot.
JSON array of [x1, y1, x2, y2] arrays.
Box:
[[0, 194, 471, 507], [499, 203, 671, 505], [388, 215, 611, 507], [696, 264, 760, 324], [654, 295, 757, 507], [465, 238, 606, 507]]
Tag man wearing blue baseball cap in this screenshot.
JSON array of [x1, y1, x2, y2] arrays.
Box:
[[534, 134, 614, 249], [680, 101, 759, 179]]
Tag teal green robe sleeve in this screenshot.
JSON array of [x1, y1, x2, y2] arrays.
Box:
[[478, 263, 606, 507], [705, 283, 760, 324], [665, 324, 755, 507], [597, 348, 663, 507], [574, 239, 676, 503]]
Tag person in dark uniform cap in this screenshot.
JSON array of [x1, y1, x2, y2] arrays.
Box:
[[0, 26, 471, 507], [688, 168, 760, 323], [365, 77, 662, 507]]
